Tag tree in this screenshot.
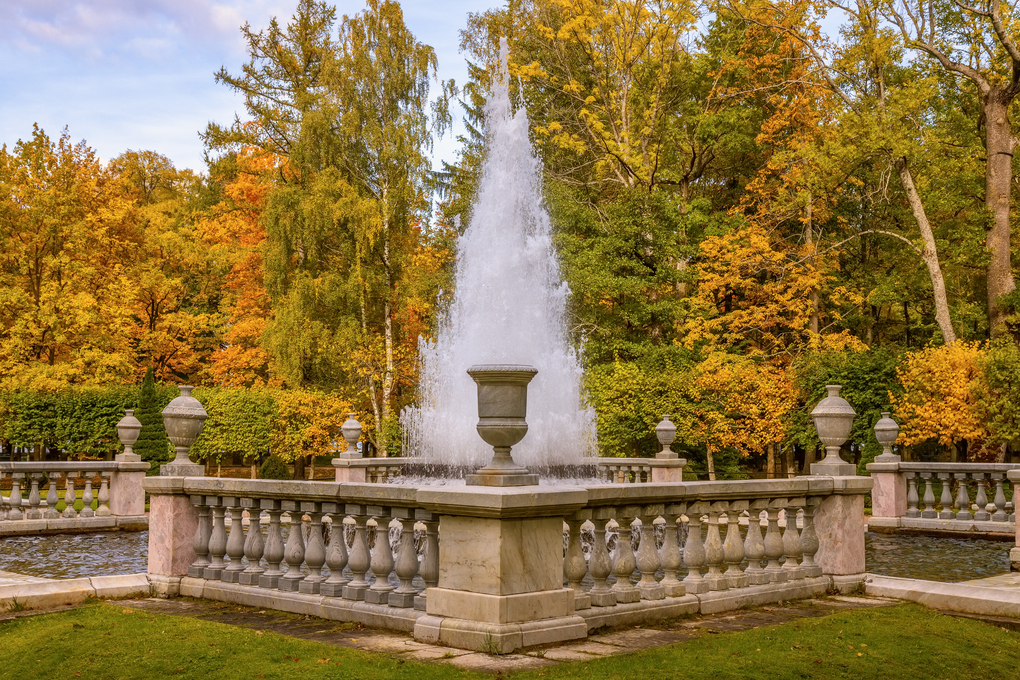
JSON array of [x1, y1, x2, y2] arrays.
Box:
[[883, 0, 1020, 334], [133, 367, 171, 464], [0, 126, 139, 390]]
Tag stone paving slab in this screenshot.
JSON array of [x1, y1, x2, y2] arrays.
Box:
[[113, 594, 897, 673], [0, 571, 150, 611]]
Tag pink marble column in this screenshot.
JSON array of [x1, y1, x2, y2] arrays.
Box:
[[869, 468, 906, 517], [110, 460, 150, 516], [146, 493, 198, 578], [813, 491, 866, 576]]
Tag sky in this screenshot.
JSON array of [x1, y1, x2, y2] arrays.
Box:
[[0, 0, 502, 174]]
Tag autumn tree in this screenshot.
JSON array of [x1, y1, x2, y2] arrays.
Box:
[[0, 126, 139, 390]]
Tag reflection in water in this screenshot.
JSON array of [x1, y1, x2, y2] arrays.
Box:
[[865, 531, 1010, 581], [0, 528, 1011, 584], [1, 531, 149, 578]]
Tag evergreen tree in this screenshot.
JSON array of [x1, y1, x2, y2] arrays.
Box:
[[133, 367, 170, 464]]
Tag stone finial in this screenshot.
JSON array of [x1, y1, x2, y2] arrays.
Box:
[[873, 412, 900, 462], [160, 385, 207, 476], [809, 385, 858, 476], [116, 409, 143, 461], [656, 415, 678, 459], [339, 414, 363, 460]]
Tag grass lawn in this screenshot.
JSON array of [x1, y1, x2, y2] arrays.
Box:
[[1, 601, 1017, 679]]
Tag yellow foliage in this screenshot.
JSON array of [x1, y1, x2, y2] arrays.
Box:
[[892, 342, 989, 449], [693, 353, 797, 455]]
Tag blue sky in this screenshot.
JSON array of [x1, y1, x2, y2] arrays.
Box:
[[0, 0, 500, 174]]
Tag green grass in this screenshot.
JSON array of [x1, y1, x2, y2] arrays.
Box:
[[516, 604, 1020, 680], [1, 601, 1017, 679]]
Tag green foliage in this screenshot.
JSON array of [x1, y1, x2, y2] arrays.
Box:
[[133, 368, 172, 464], [790, 348, 902, 470], [980, 339, 1020, 451], [259, 454, 292, 480], [0, 386, 167, 459], [584, 349, 699, 457], [190, 387, 274, 464]]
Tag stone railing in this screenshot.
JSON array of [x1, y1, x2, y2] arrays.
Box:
[[0, 460, 149, 535], [868, 461, 1017, 535], [331, 456, 685, 484], [1009, 470, 1020, 570], [145, 473, 868, 653]]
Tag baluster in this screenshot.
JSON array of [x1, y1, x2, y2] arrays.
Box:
[[588, 509, 616, 606], [365, 506, 395, 604], [44, 473, 60, 519], [904, 473, 920, 518], [0, 472, 7, 521], [204, 497, 228, 580], [320, 504, 349, 597], [938, 473, 955, 519], [782, 499, 805, 580], [743, 501, 769, 586], [96, 472, 111, 517], [800, 498, 823, 578], [414, 510, 439, 611], [636, 505, 665, 600], [764, 500, 788, 583], [389, 508, 419, 607], [973, 473, 991, 521], [703, 501, 728, 591], [682, 502, 709, 594], [564, 512, 592, 609], [258, 500, 285, 589], [221, 498, 246, 583], [724, 501, 749, 589], [343, 505, 372, 600], [955, 473, 972, 521], [8, 474, 23, 521], [992, 474, 1008, 522], [188, 496, 211, 578], [62, 472, 78, 518], [238, 498, 265, 586], [920, 473, 937, 518], [1005, 478, 1015, 521], [278, 501, 306, 591], [611, 507, 641, 603], [299, 503, 326, 594], [26, 473, 43, 520], [80, 475, 95, 518], [659, 503, 686, 597]]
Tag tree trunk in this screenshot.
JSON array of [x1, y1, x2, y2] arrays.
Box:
[[293, 455, 306, 480], [984, 95, 1018, 335], [766, 443, 776, 479], [806, 197, 819, 335], [895, 159, 957, 343], [706, 448, 717, 481], [380, 189, 395, 457]]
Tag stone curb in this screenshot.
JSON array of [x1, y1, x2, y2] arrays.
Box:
[[864, 574, 1020, 619], [0, 515, 148, 537], [0, 573, 150, 611]]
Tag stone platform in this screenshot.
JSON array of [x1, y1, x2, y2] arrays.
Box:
[[0, 570, 150, 610]]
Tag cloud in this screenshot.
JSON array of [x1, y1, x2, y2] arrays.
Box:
[[0, 0, 296, 63]]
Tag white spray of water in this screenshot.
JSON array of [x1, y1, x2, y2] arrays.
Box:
[[401, 38, 597, 471]]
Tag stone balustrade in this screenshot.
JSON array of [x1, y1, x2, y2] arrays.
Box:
[[1008, 470, 1020, 571], [331, 456, 685, 484], [145, 473, 868, 653], [0, 460, 149, 535], [868, 461, 1017, 536]]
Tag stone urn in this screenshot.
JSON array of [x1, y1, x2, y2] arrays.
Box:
[[873, 412, 900, 462], [656, 415, 678, 459], [809, 384, 857, 476], [160, 385, 207, 476], [338, 413, 363, 459], [464, 364, 540, 486], [116, 410, 143, 461]]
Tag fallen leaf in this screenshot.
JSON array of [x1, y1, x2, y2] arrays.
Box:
[[318, 659, 330, 663], [122, 609, 134, 614], [255, 631, 263, 636], [857, 653, 863, 657]]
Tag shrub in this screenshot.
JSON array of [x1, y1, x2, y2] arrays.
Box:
[[259, 454, 291, 480]]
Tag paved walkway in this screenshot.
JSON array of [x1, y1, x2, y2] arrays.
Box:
[[117, 594, 898, 673]]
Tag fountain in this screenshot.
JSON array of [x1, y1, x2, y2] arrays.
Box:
[[401, 38, 596, 475]]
